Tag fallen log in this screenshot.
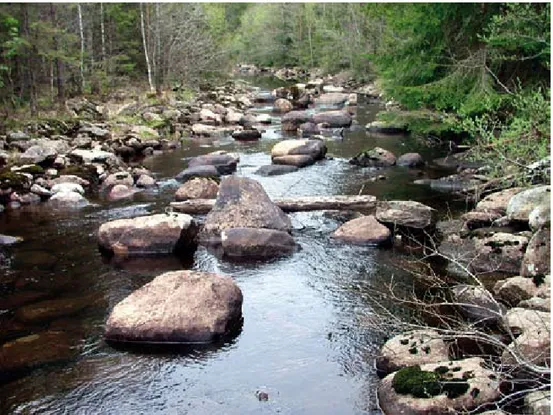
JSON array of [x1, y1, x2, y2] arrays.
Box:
[[170, 195, 377, 215]]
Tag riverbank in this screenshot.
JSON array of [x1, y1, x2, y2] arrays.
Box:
[[0, 69, 550, 414]]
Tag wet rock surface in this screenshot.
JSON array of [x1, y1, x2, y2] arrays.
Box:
[[105, 271, 243, 344]]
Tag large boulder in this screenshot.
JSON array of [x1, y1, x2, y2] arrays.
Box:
[[376, 330, 450, 375], [105, 271, 243, 344], [221, 227, 296, 259], [376, 200, 437, 230], [331, 215, 391, 245], [397, 153, 424, 168], [350, 147, 396, 167], [232, 129, 261, 141], [520, 227, 550, 278], [273, 98, 293, 113], [49, 191, 88, 207], [175, 177, 219, 201], [525, 391, 551, 415], [98, 213, 198, 256], [281, 111, 312, 131], [312, 110, 352, 128], [187, 151, 239, 175], [493, 276, 549, 307], [451, 285, 505, 324], [378, 357, 501, 415], [271, 139, 326, 167], [200, 176, 291, 243], [102, 171, 134, 189], [475, 187, 524, 215], [472, 232, 529, 275], [506, 186, 550, 222], [501, 308, 550, 368], [529, 204, 550, 231], [19, 140, 70, 165]]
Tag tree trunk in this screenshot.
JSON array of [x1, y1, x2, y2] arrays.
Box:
[[77, 4, 85, 93], [49, 3, 64, 102], [170, 195, 377, 215], [100, 3, 106, 68], [140, 3, 155, 93], [21, 3, 37, 117], [154, 2, 162, 95]]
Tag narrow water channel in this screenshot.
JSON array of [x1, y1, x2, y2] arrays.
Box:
[[0, 78, 463, 414]]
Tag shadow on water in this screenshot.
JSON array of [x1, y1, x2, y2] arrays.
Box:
[[0, 79, 466, 414]]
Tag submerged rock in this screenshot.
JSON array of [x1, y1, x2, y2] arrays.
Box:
[[105, 270, 243, 344], [0, 331, 77, 374], [98, 213, 198, 256], [255, 165, 299, 176]]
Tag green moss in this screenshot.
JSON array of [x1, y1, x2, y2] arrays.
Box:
[[400, 339, 409, 345], [392, 366, 441, 398], [19, 165, 44, 175], [0, 171, 29, 190], [392, 365, 470, 400], [409, 347, 418, 354], [434, 366, 449, 375], [422, 346, 431, 354]]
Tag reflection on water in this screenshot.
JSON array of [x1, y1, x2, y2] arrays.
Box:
[[0, 81, 461, 414]]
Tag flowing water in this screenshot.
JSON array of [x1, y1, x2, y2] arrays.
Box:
[[0, 78, 463, 414]]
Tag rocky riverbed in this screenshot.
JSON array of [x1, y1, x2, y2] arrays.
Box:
[[0, 70, 550, 414]]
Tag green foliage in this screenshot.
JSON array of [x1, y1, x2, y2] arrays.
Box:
[[377, 110, 462, 138], [463, 88, 550, 183]]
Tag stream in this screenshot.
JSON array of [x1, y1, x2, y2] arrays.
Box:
[[0, 77, 464, 414]]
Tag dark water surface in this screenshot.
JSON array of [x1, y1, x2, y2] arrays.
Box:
[[0, 80, 462, 414]]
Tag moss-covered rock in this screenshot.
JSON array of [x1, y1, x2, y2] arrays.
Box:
[[0, 171, 31, 191], [379, 357, 501, 414], [392, 365, 469, 399]]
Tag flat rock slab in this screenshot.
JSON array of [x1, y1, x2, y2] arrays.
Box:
[[221, 227, 296, 259], [105, 271, 243, 344], [171, 195, 377, 215], [98, 213, 198, 256]]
